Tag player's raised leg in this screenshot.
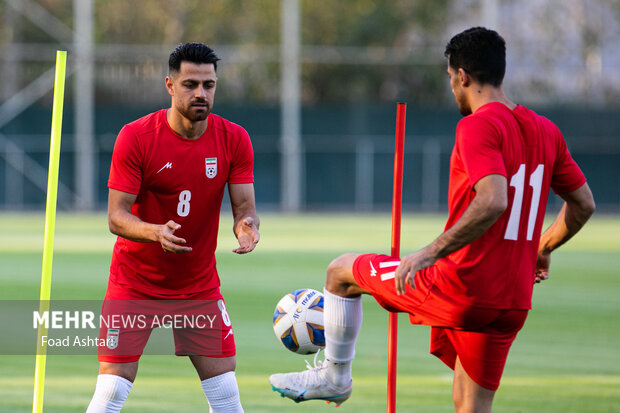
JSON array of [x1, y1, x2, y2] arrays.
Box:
[[190, 355, 244, 413], [269, 253, 367, 406], [85, 362, 138, 413]]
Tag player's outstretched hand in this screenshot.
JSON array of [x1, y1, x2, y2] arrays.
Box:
[[535, 251, 550, 283], [158, 220, 192, 253], [233, 217, 260, 254], [395, 247, 436, 295]]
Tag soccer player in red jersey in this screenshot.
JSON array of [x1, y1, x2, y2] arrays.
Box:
[[86, 43, 259, 413], [269, 27, 595, 412]]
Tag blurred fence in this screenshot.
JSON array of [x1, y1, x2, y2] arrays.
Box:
[[3, 0, 620, 214], [0, 104, 617, 213]]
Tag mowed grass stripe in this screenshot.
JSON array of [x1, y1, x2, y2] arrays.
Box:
[[1, 375, 619, 412], [1, 212, 618, 253]]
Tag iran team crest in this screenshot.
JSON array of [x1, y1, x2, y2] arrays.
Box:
[[106, 328, 119, 350], [205, 157, 217, 179]]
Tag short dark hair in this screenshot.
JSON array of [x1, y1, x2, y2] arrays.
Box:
[[444, 27, 506, 87], [168, 42, 220, 73]]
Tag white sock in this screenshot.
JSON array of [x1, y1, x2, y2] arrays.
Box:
[[85, 374, 132, 413], [201, 371, 244, 413], [323, 288, 363, 387]]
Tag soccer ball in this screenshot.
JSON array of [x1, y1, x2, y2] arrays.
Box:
[[272, 289, 325, 354]]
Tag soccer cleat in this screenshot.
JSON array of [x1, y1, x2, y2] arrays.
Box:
[[269, 352, 352, 406]]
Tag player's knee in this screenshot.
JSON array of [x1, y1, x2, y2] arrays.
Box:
[[99, 362, 138, 383], [191, 355, 236, 381], [452, 370, 494, 413], [453, 398, 489, 413], [452, 393, 483, 413], [452, 391, 465, 413], [326, 254, 354, 282], [326, 253, 359, 296]]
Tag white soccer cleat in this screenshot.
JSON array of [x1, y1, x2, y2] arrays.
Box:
[[269, 353, 352, 406]]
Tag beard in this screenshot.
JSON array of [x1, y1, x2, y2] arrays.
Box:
[[178, 100, 211, 122], [458, 103, 471, 117], [455, 92, 471, 116]]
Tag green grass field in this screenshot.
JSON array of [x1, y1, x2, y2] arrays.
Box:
[[1, 212, 619, 412]]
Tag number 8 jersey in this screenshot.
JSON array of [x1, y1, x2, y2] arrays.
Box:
[[438, 102, 586, 309], [107, 110, 254, 296]]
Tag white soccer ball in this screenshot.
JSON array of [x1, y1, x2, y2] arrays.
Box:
[[272, 289, 325, 354]]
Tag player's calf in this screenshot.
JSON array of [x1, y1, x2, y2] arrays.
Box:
[[201, 371, 244, 412], [86, 374, 132, 413]]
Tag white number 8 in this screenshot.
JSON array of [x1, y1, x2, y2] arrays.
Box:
[[218, 300, 232, 327], [177, 190, 191, 217]]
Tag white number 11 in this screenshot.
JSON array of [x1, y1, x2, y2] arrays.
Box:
[[504, 164, 544, 241]]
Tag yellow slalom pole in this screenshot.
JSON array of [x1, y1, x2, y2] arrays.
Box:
[[33, 50, 67, 413]]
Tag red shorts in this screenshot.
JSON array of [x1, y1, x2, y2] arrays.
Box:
[[353, 254, 528, 391], [97, 280, 236, 363]]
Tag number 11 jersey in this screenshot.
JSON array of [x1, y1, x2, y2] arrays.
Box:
[[437, 102, 586, 309]]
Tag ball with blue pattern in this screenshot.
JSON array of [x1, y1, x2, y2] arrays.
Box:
[[272, 288, 325, 354]]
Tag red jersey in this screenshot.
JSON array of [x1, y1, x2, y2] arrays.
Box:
[[107, 110, 254, 296], [435, 102, 586, 309]]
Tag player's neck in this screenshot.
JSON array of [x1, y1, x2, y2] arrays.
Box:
[[469, 85, 516, 113], [166, 108, 208, 140]]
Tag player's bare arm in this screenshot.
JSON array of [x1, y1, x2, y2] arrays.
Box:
[[229, 183, 260, 254], [535, 183, 595, 282], [108, 188, 192, 253], [395, 174, 507, 295]]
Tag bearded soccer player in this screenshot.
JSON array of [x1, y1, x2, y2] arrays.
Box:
[[269, 27, 595, 412], [86, 43, 259, 413]]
